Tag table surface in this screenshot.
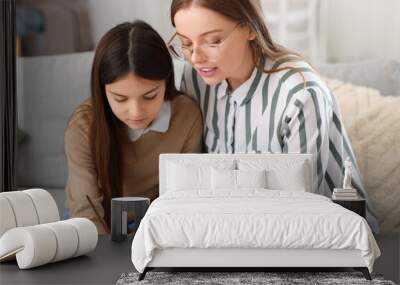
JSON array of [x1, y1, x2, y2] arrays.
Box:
[[1, 234, 398, 285], [0, 235, 134, 285]]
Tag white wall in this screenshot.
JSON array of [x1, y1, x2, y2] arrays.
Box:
[[326, 0, 400, 62], [261, 0, 323, 64], [88, 0, 173, 44], [260, 0, 400, 63], [87, 0, 400, 63]]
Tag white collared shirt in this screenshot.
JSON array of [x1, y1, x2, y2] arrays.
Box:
[[128, 101, 171, 141]]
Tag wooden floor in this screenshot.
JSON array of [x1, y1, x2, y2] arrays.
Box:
[[374, 233, 400, 284]]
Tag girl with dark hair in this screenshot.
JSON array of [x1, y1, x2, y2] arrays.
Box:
[[168, 0, 378, 233], [65, 21, 202, 234]]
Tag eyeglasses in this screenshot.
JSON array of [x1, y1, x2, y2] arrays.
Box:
[[167, 23, 242, 62]]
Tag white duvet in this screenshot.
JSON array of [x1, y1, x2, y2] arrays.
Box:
[[131, 190, 380, 273]]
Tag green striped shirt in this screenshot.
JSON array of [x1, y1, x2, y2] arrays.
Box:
[[175, 57, 379, 233]]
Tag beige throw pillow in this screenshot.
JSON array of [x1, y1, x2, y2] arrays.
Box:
[[325, 78, 400, 233]]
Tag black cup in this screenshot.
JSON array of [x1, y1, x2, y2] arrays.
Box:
[[111, 197, 150, 242]]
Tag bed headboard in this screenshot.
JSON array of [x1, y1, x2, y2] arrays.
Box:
[[159, 153, 313, 196]]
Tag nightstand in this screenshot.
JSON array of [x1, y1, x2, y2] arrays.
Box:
[[332, 198, 366, 218]]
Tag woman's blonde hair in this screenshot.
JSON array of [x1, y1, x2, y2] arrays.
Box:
[[170, 0, 302, 75]]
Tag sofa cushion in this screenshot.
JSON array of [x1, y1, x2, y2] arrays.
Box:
[[17, 51, 95, 188], [326, 78, 400, 233], [318, 59, 400, 97]]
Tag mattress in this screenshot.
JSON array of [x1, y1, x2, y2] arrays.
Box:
[[131, 189, 380, 273]]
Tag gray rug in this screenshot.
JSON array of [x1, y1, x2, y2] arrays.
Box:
[[116, 271, 396, 285]]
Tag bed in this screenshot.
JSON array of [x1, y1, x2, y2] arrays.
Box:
[[131, 154, 380, 281]]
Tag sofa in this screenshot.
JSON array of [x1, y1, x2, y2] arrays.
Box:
[[16, 52, 94, 215], [16, 52, 400, 232]]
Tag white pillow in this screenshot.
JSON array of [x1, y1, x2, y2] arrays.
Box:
[[211, 168, 267, 190], [211, 168, 236, 190], [237, 159, 308, 191], [167, 163, 209, 191], [166, 159, 235, 192], [237, 169, 267, 189], [267, 168, 306, 191]]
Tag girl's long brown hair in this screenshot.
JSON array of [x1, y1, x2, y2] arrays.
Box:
[[90, 21, 178, 225], [170, 0, 302, 75]]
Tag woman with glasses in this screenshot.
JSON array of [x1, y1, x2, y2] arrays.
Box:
[[64, 21, 202, 234], [169, 0, 378, 233]]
